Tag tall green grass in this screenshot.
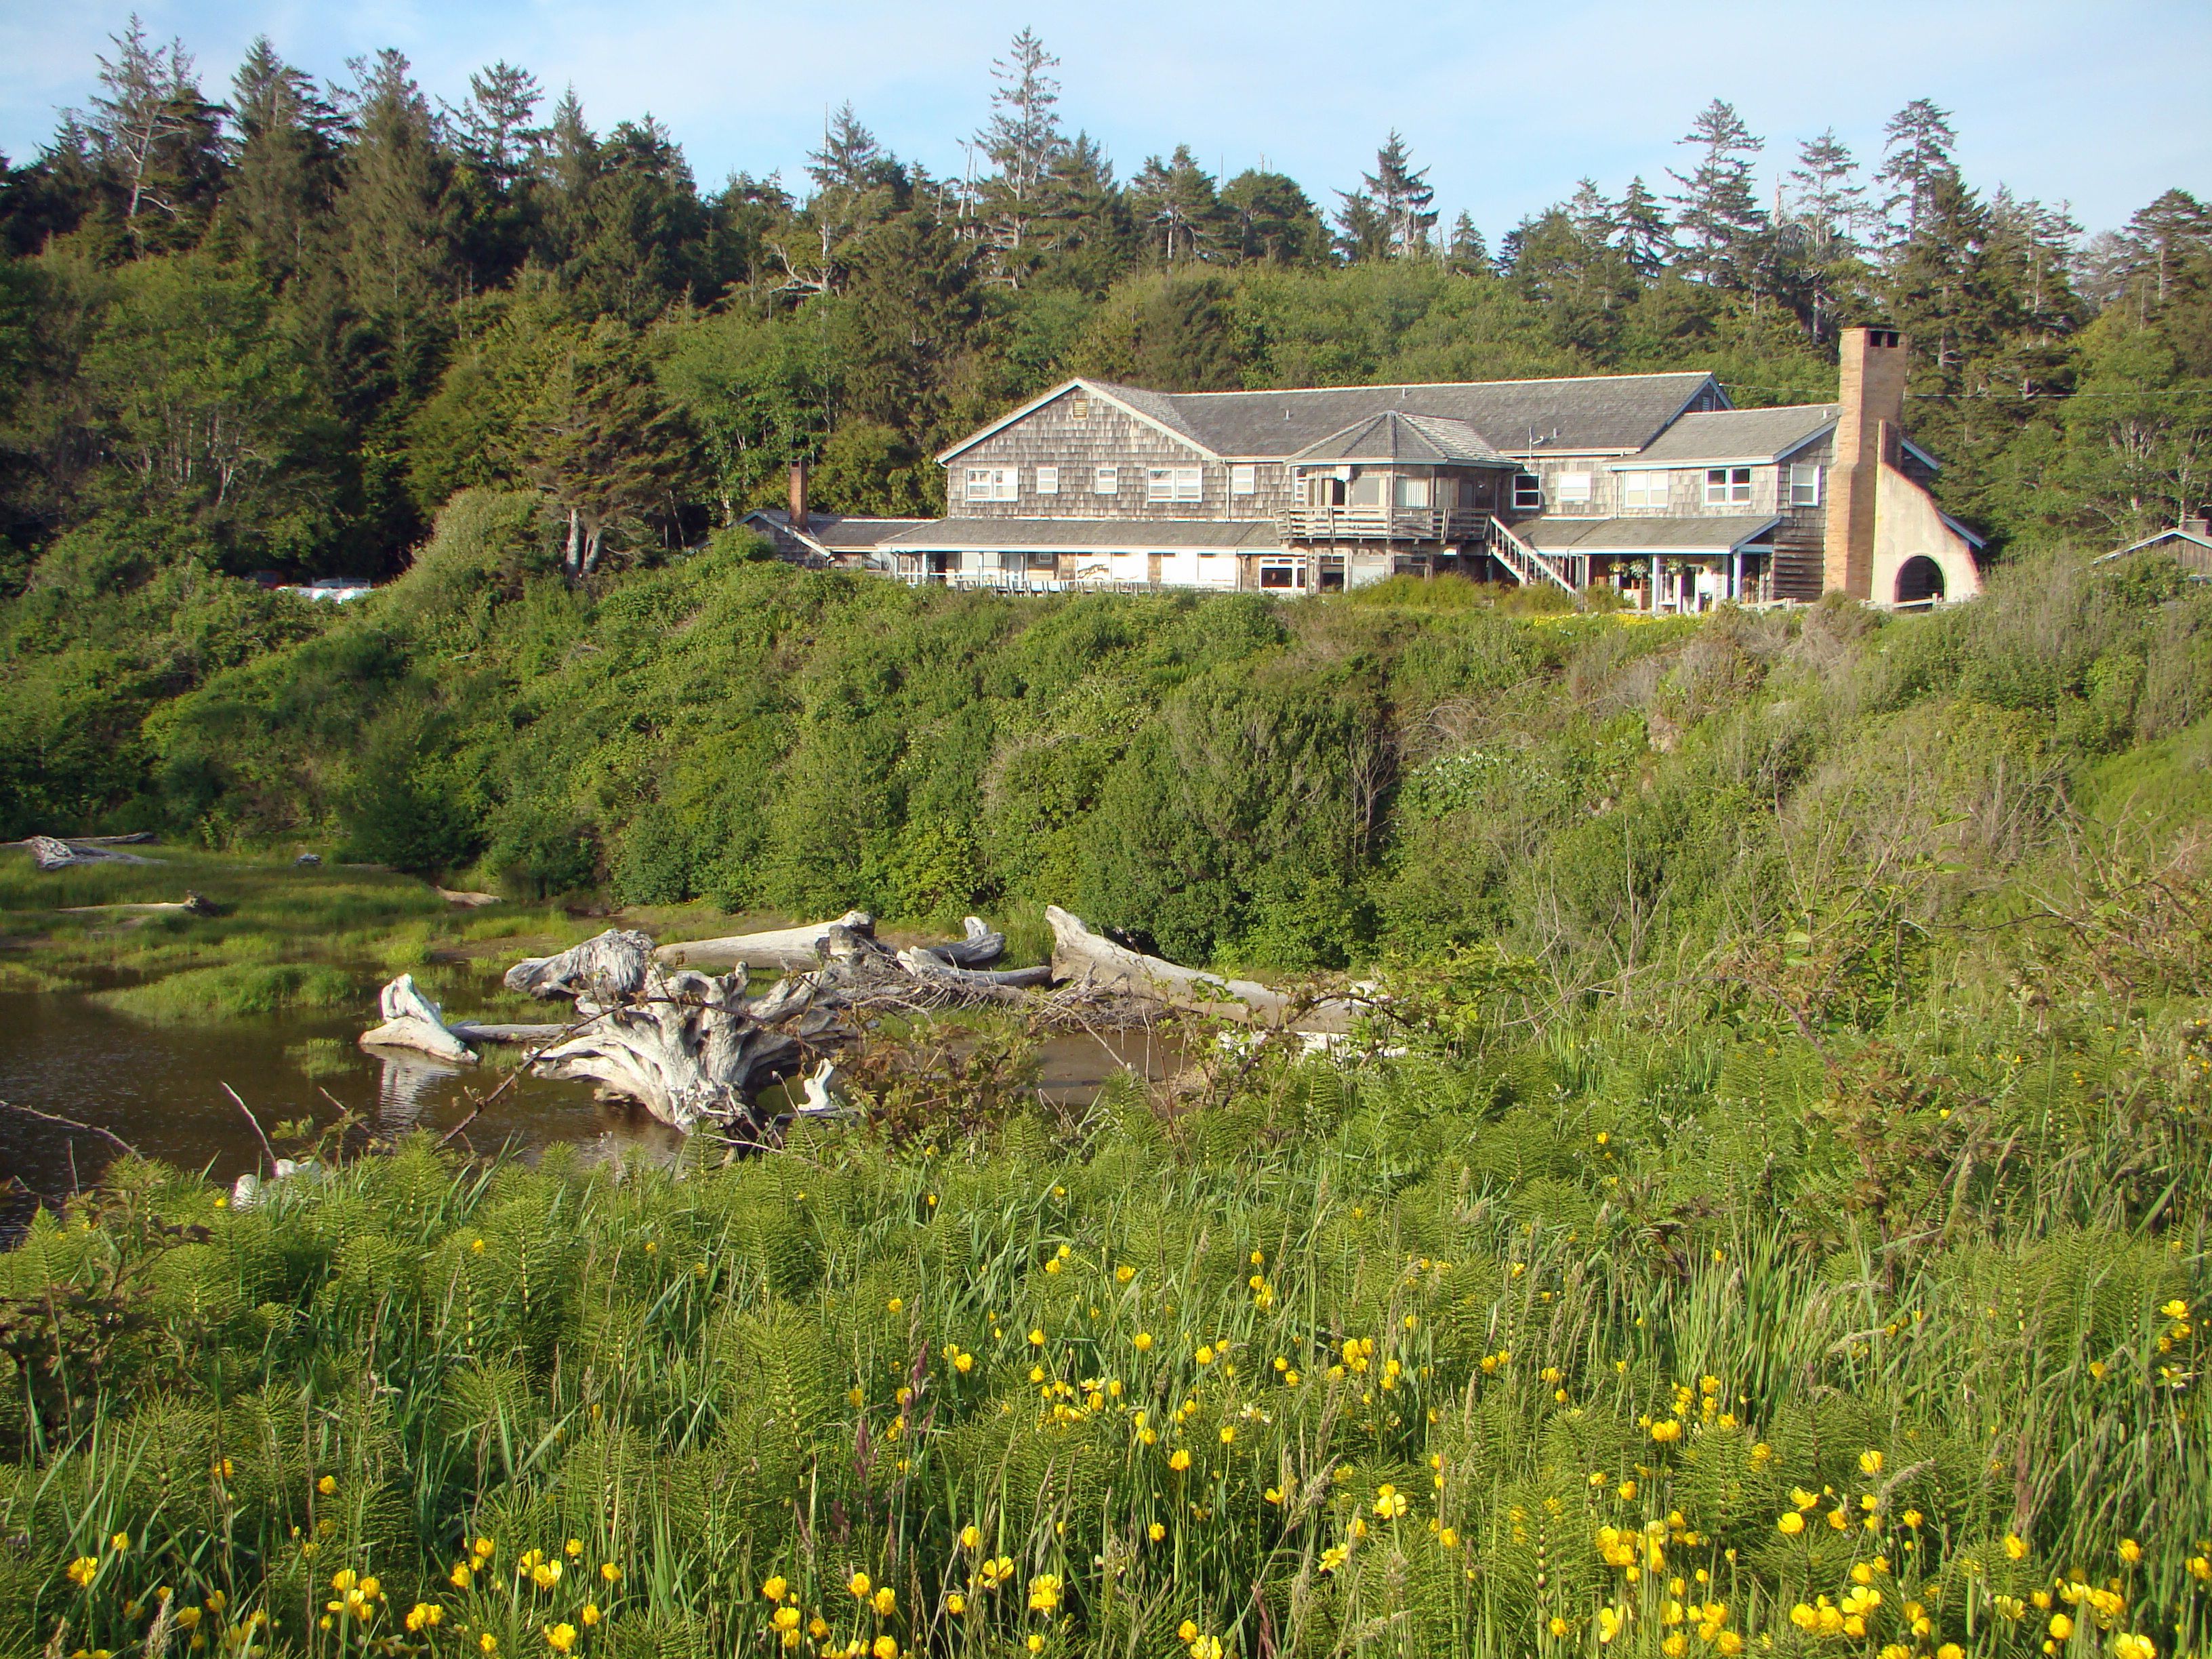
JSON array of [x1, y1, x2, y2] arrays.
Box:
[[1, 970, 2205, 1659]]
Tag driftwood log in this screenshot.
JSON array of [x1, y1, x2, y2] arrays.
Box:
[[656, 909, 876, 971], [361, 974, 478, 1064], [369, 907, 1346, 1134], [1044, 905, 1296, 1025], [59, 892, 216, 916]]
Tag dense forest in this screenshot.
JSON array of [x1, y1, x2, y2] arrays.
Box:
[[2, 22, 2210, 956]]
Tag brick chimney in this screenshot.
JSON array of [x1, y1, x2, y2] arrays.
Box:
[[1822, 326, 1910, 598], [789, 459, 810, 536]]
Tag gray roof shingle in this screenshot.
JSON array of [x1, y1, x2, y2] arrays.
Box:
[[1614, 405, 1838, 468], [1521, 515, 1782, 553], [1286, 411, 1515, 466], [1088, 372, 1719, 459]]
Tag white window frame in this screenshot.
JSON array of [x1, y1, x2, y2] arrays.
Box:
[[1556, 471, 1594, 505], [1789, 463, 1822, 507], [1036, 465, 1059, 496], [1513, 472, 1544, 511], [1231, 463, 1257, 497], [1394, 475, 1431, 508], [965, 466, 1019, 503], [1622, 472, 1666, 509], [1146, 468, 1174, 502], [1704, 466, 1753, 507], [1173, 466, 1203, 501], [1093, 465, 1118, 495], [1149, 466, 1203, 503]]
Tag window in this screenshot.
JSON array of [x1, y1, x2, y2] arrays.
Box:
[[1259, 561, 1305, 590], [1093, 466, 1118, 494], [1622, 472, 1667, 509], [1231, 463, 1257, 497], [965, 467, 1018, 502], [1069, 397, 1088, 422], [1556, 471, 1593, 505], [1148, 466, 1202, 501], [1704, 466, 1753, 506], [1394, 476, 1431, 508], [1036, 466, 1059, 495], [1513, 473, 1544, 511], [1174, 466, 1202, 501], [1789, 463, 1822, 506], [1349, 474, 1383, 508]]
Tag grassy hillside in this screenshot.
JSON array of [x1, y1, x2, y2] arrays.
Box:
[[9, 489, 2212, 994]]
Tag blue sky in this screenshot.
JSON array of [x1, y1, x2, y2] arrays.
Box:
[[3, 0, 2205, 240]]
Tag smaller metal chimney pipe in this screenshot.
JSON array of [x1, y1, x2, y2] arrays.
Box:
[[789, 460, 809, 535]]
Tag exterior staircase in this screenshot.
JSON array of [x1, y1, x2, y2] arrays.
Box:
[[1481, 518, 1581, 598]]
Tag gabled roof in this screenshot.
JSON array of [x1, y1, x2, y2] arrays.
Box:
[[1521, 515, 1782, 554], [742, 510, 933, 564], [1106, 372, 1722, 459], [1286, 411, 1515, 467], [2094, 525, 2212, 563], [881, 518, 1282, 552], [1612, 405, 1839, 469], [936, 371, 1725, 464]]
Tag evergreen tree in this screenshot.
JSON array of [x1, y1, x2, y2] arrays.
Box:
[[1877, 98, 1957, 253], [1222, 169, 1326, 266], [83, 17, 226, 255], [774, 105, 905, 296], [1034, 134, 1130, 282], [445, 62, 545, 291], [226, 37, 341, 288], [1130, 147, 1225, 265], [1332, 190, 1391, 264], [333, 50, 453, 401], [1446, 211, 1488, 275], [1342, 132, 1437, 258], [1567, 178, 1614, 244], [1784, 129, 1868, 340], [1667, 100, 1765, 287], [972, 28, 1068, 283], [1611, 176, 1673, 279]]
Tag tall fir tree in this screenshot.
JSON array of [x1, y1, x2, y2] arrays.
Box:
[[1667, 100, 1766, 288], [1784, 129, 1868, 341], [972, 29, 1068, 284], [1612, 176, 1673, 279], [1876, 98, 1957, 255], [226, 37, 341, 289], [84, 17, 226, 256]]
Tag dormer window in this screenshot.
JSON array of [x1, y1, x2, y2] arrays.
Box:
[[1705, 466, 1753, 506]]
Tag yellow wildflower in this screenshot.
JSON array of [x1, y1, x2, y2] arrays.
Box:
[[1027, 1574, 1063, 1614], [873, 1586, 896, 1617], [67, 1557, 100, 1587], [544, 1623, 577, 1654]]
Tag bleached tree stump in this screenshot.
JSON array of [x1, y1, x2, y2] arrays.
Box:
[[361, 974, 479, 1064]]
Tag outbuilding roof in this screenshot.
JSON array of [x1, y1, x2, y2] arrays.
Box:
[[1286, 411, 1516, 467], [742, 510, 933, 564], [1520, 515, 1783, 554], [1611, 405, 1839, 468]]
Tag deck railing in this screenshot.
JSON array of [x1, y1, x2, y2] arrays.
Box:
[[1279, 505, 1492, 543]]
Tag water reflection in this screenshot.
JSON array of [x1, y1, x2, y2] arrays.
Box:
[[371, 1046, 469, 1132]]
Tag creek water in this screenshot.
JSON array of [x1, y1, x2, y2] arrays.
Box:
[[0, 989, 1178, 1239]]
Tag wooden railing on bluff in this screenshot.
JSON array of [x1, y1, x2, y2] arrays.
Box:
[[1278, 504, 1493, 544]]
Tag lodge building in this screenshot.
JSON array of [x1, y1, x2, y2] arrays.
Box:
[[749, 327, 1984, 611]]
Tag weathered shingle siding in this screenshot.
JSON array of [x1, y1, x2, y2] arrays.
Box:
[[945, 390, 1296, 523]]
